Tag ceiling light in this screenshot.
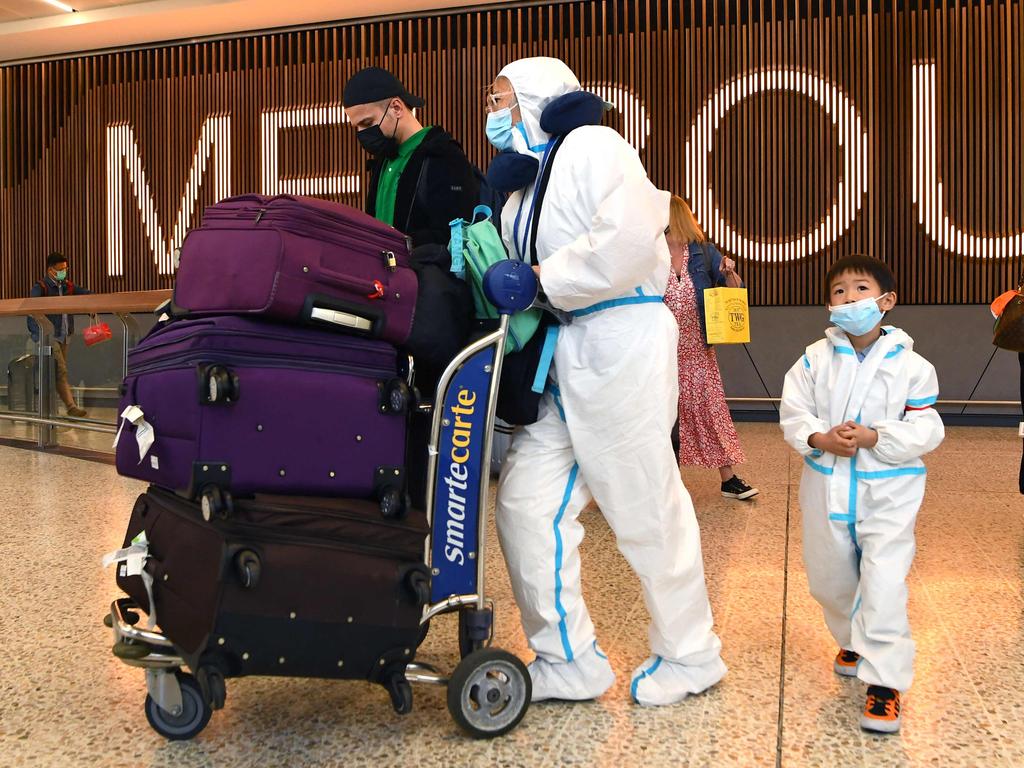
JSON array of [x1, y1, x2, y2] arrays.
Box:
[[42, 0, 76, 12]]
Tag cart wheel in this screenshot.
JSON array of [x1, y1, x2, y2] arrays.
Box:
[[458, 610, 484, 659], [144, 673, 212, 741], [446, 648, 531, 739]]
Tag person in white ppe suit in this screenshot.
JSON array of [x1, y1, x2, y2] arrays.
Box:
[[484, 57, 726, 706], [780, 254, 944, 733]]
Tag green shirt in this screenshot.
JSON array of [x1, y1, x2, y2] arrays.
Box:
[[374, 126, 431, 227]]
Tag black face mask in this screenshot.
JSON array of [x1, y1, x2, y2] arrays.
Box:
[[357, 106, 400, 158]]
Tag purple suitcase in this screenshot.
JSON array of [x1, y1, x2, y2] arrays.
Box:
[[115, 316, 411, 516], [173, 195, 418, 346]]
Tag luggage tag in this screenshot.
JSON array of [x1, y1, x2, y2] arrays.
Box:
[[113, 405, 156, 464], [101, 531, 157, 628]]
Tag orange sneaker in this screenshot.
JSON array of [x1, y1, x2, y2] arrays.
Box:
[[861, 685, 901, 733], [833, 649, 860, 677]]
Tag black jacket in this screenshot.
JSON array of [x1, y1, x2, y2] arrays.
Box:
[[27, 276, 92, 342], [365, 126, 480, 248]]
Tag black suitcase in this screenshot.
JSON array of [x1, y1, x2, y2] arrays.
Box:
[[116, 488, 431, 689], [6, 354, 37, 412]]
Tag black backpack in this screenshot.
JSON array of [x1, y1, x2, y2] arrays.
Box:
[[472, 164, 506, 223]]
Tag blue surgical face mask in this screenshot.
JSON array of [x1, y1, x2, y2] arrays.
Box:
[[55, 269, 67, 281], [828, 293, 890, 336], [486, 107, 516, 151]]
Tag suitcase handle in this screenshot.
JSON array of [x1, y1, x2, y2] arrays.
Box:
[[301, 294, 386, 337], [318, 266, 383, 297]]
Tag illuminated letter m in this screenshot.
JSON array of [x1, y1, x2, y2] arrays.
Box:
[[106, 116, 231, 276]]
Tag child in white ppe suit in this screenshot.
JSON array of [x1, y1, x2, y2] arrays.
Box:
[[780, 254, 944, 733], [485, 56, 726, 707]]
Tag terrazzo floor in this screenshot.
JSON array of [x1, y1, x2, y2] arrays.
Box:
[[0, 423, 1022, 767]]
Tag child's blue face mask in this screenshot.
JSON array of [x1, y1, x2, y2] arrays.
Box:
[[828, 293, 891, 336]]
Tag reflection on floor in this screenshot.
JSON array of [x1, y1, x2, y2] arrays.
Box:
[[0, 407, 118, 453], [0, 423, 1021, 766]]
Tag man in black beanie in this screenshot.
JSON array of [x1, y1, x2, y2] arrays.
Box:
[[343, 67, 479, 247], [344, 67, 479, 511]]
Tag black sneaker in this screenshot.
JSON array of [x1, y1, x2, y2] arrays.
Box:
[[721, 476, 758, 500]]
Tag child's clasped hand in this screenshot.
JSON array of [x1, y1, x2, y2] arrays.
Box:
[[810, 421, 878, 457]]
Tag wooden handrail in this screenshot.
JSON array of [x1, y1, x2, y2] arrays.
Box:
[[0, 290, 172, 317]]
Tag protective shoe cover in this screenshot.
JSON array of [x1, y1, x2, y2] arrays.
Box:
[[529, 642, 615, 702], [631, 654, 727, 707]]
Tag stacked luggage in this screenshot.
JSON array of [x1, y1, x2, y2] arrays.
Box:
[[115, 194, 419, 518], [108, 195, 452, 736]]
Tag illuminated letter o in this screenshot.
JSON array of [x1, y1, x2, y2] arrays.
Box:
[[684, 69, 870, 262]]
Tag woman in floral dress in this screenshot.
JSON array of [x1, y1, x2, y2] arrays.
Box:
[[664, 196, 758, 500]]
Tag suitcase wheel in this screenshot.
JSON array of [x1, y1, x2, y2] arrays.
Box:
[[384, 671, 414, 716], [403, 566, 431, 607], [196, 666, 227, 710], [201, 365, 239, 404], [144, 672, 212, 741], [380, 378, 411, 414], [379, 488, 407, 520], [446, 648, 531, 739], [234, 549, 261, 589], [200, 487, 233, 521]]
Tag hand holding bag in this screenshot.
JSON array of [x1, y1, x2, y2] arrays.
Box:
[[703, 287, 750, 344], [82, 316, 113, 346]]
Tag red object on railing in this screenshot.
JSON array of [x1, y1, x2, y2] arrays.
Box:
[[83, 321, 113, 346]]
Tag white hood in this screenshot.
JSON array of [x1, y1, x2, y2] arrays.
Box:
[[497, 57, 582, 157]]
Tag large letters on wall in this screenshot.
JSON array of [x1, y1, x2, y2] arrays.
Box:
[[912, 62, 1024, 261], [4, 1, 1021, 304], [105, 63, 1020, 278]]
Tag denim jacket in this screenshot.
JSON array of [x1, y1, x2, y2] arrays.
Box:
[[684, 241, 745, 345], [26, 276, 92, 342]]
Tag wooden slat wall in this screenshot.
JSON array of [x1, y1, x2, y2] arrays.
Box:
[[1, 0, 1022, 305]]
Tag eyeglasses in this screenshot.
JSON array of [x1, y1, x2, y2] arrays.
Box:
[[484, 89, 516, 113]]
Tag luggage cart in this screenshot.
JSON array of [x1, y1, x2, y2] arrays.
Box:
[[105, 260, 538, 740]]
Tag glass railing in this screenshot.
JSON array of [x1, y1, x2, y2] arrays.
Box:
[[0, 291, 169, 453]]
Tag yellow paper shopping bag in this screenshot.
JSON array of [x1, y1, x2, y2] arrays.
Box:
[[703, 287, 750, 344]]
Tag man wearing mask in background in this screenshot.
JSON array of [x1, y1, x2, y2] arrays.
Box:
[[343, 67, 479, 510], [343, 66, 479, 249], [486, 58, 726, 707], [27, 251, 92, 418]]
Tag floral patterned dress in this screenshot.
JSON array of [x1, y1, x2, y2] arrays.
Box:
[[664, 246, 745, 469]]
